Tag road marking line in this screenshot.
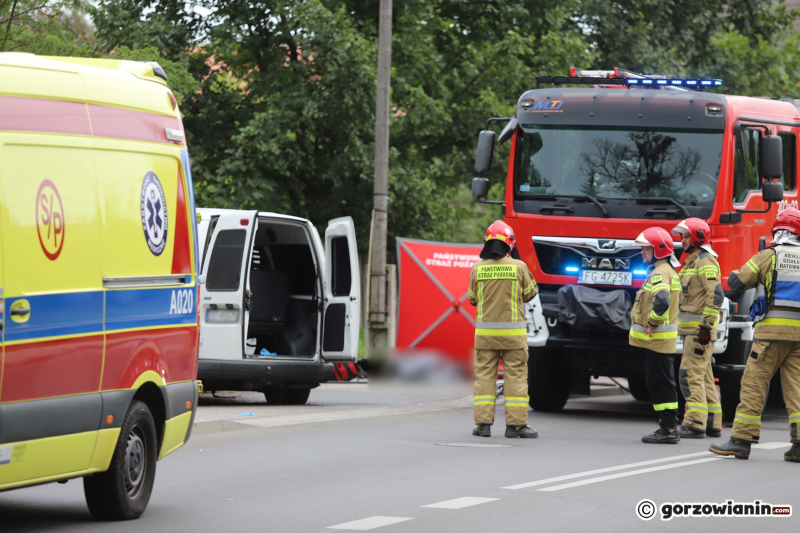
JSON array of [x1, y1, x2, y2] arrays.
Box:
[[436, 443, 514, 448], [503, 451, 713, 490], [327, 516, 413, 530], [537, 457, 722, 492], [422, 497, 499, 509], [753, 441, 788, 450]]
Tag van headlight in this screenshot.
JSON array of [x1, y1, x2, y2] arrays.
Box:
[[205, 308, 240, 323]]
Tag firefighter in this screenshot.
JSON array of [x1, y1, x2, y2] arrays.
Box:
[[630, 227, 682, 444], [468, 221, 538, 438], [672, 218, 724, 439], [710, 208, 800, 461]]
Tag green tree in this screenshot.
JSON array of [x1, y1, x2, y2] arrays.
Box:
[[0, 0, 87, 54]]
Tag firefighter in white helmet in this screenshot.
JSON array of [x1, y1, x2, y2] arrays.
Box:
[[468, 221, 538, 438], [671, 218, 723, 439]]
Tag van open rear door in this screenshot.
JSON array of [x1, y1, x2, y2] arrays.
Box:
[[322, 217, 360, 361], [199, 211, 257, 360]]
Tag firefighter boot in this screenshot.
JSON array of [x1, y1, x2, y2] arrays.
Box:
[[709, 438, 751, 460], [679, 425, 706, 439], [505, 425, 538, 438], [642, 411, 679, 444], [706, 414, 721, 438], [472, 424, 491, 437], [784, 444, 800, 463]]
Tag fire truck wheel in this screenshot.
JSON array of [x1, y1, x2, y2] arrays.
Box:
[[626, 376, 651, 402], [84, 400, 157, 521], [528, 347, 571, 412], [716, 366, 744, 424]]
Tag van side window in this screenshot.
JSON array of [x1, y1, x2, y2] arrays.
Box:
[[206, 229, 247, 291], [733, 129, 761, 204], [779, 131, 796, 192], [331, 236, 352, 297]]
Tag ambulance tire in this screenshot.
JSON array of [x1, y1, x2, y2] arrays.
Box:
[[626, 376, 651, 402], [84, 400, 157, 521], [528, 347, 571, 412]]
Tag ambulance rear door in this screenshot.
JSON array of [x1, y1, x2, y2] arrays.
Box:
[[199, 211, 257, 361], [321, 217, 360, 361]]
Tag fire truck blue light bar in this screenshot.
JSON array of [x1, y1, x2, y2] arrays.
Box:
[[625, 78, 722, 87]]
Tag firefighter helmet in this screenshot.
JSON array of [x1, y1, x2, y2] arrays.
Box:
[[672, 218, 710, 246], [481, 220, 515, 259], [635, 227, 674, 259], [484, 220, 516, 250], [773, 208, 800, 236]]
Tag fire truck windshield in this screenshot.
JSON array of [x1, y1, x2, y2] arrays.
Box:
[[514, 125, 723, 213]]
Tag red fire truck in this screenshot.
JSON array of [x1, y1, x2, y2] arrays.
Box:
[[472, 68, 795, 421]]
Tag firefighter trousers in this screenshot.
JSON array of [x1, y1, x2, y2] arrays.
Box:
[[643, 348, 678, 413], [731, 341, 800, 444], [474, 348, 529, 426], [679, 337, 722, 430]]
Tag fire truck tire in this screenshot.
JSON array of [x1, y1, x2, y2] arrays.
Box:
[[716, 366, 744, 424], [626, 376, 651, 402], [84, 400, 157, 521], [528, 347, 571, 412]]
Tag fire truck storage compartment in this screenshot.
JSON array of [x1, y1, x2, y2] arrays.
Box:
[[247, 218, 319, 357]]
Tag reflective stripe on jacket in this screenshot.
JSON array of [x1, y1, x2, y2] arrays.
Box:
[[730, 247, 800, 342], [629, 258, 681, 354], [468, 256, 537, 349], [678, 248, 723, 335]]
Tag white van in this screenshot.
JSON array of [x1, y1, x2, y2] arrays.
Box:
[[196, 209, 360, 404]]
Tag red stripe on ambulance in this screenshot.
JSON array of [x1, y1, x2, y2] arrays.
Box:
[[0, 95, 91, 136], [171, 168, 193, 274], [88, 104, 184, 145]]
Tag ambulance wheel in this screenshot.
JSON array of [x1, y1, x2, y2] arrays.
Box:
[[84, 400, 157, 521], [626, 376, 651, 402], [528, 347, 571, 412]]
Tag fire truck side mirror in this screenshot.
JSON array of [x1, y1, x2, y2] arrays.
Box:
[[762, 181, 784, 203], [471, 177, 490, 199], [759, 134, 783, 181], [475, 130, 496, 174]]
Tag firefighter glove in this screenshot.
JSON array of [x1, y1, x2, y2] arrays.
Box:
[[697, 325, 712, 346]]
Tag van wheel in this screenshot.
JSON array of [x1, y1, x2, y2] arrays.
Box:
[[627, 376, 651, 402], [263, 388, 310, 405], [283, 389, 311, 405], [528, 347, 571, 412], [84, 400, 157, 521]]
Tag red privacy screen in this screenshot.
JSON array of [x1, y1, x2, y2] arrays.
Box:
[[395, 238, 482, 364]]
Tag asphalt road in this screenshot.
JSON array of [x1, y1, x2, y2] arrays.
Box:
[[2, 382, 798, 532]]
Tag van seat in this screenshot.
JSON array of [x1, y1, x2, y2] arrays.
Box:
[[248, 270, 290, 334]]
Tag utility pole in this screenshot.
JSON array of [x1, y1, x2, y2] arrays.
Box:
[[368, 0, 392, 354]]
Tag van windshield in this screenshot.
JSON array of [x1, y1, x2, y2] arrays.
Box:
[[514, 125, 723, 207]]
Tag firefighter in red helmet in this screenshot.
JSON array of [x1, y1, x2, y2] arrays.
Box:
[[468, 221, 538, 438], [630, 227, 683, 443], [710, 208, 800, 461], [672, 218, 724, 439]]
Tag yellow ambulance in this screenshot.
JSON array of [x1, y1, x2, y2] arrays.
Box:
[[0, 53, 200, 520]]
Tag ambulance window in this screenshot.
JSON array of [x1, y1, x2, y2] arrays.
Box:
[[331, 236, 352, 297], [206, 229, 247, 291], [201, 215, 220, 271], [733, 129, 761, 204], [778, 132, 796, 192]]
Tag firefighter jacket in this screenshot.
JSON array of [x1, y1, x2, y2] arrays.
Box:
[[678, 248, 724, 336], [629, 258, 681, 354], [729, 246, 800, 342], [468, 256, 537, 350]]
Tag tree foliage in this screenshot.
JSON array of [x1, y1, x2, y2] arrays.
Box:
[[7, 1, 800, 252]]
